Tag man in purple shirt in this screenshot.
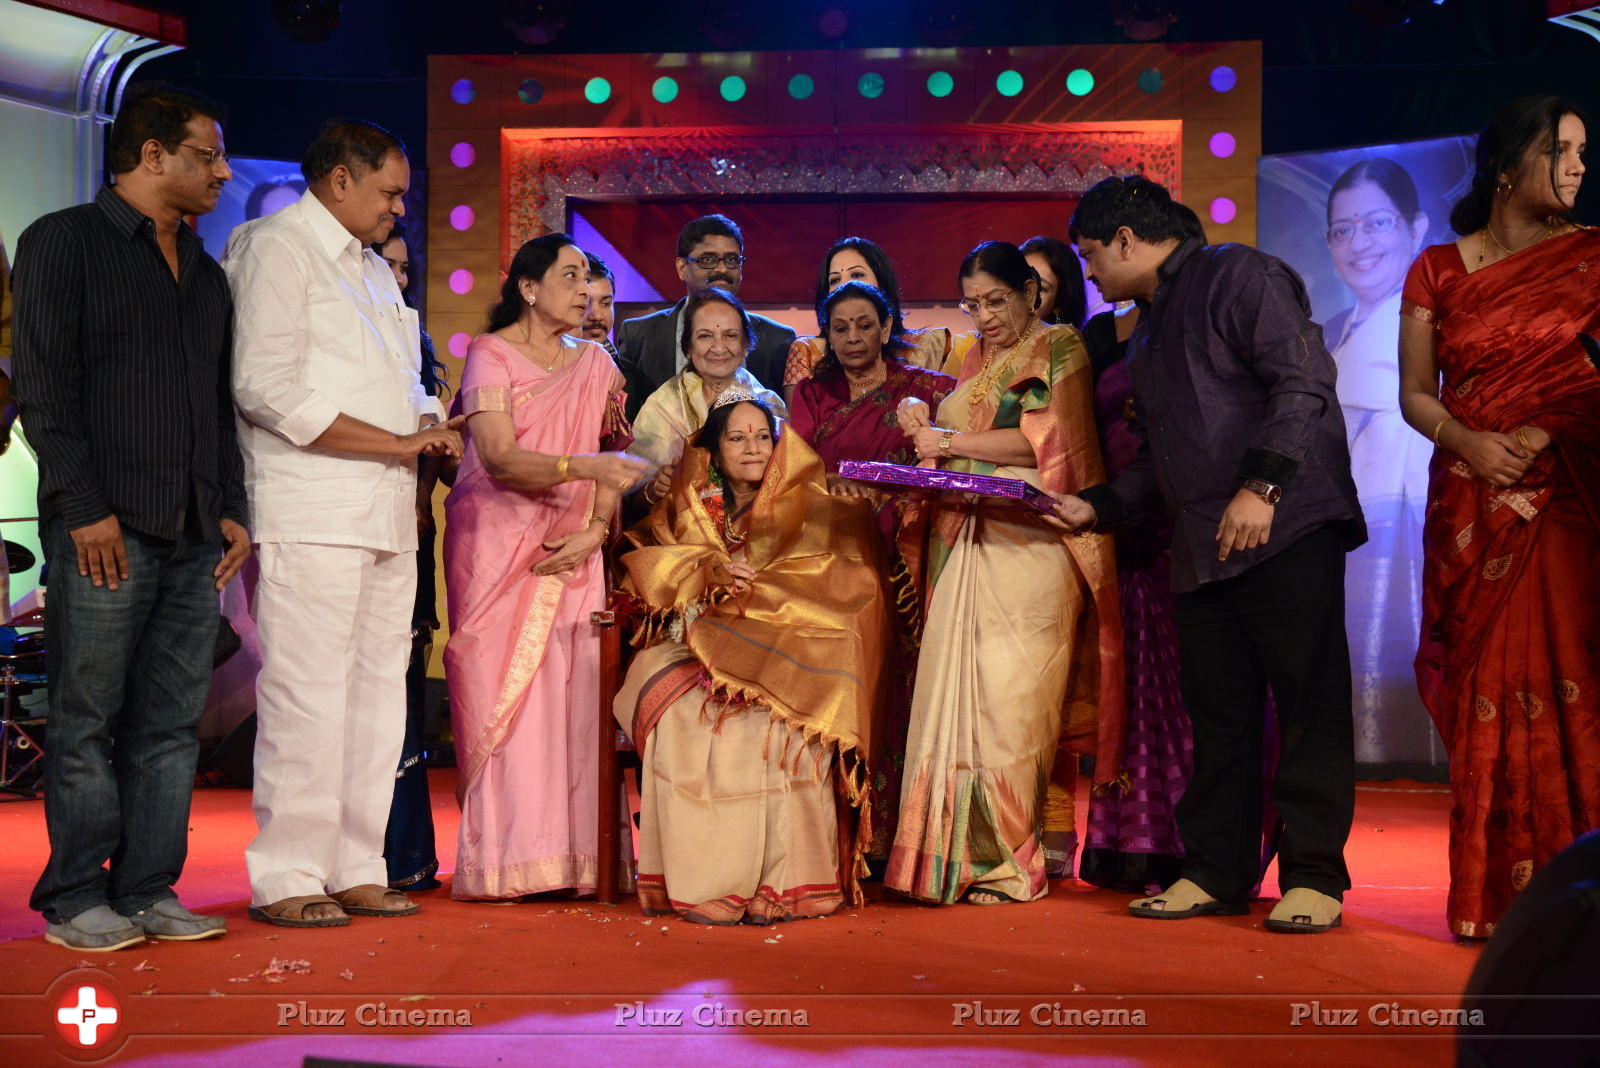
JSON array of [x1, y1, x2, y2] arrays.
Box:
[[1054, 176, 1365, 934]]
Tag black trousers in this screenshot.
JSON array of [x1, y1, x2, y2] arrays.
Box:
[[1172, 525, 1355, 903]]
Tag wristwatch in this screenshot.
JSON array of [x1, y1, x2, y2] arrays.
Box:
[[938, 431, 954, 459], [1242, 478, 1282, 505]]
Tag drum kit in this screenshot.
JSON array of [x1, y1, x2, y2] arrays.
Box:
[[1, 536, 45, 797]]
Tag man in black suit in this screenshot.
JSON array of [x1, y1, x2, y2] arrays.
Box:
[[616, 213, 795, 420]]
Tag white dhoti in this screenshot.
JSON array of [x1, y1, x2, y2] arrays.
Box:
[[245, 541, 415, 905]]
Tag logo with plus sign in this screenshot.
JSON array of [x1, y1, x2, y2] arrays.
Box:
[[54, 981, 122, 1049]]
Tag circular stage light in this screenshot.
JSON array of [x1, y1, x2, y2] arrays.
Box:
[[1210, 65, 1238, 93], [1137, 68, 1164, 94], [450, 142, 476, 168], [720, 75, 747, 102], [653, 76, 679, 104], [926, 71, 954, 98], [449, 333, 470, 359], [1208, 131, 1236, 159], [1209, 197, 1237, 225], [858, 72, 885, 99], [995, 70, 1024, 98], [1065, 68, 1095, 96], [450, 78, 475, 105], [517, 79, 544, 105], [449, 269, 475, 295], [584, 77, 611, 104], [450, 205, 476, 232], [788, 73, 815, 100]]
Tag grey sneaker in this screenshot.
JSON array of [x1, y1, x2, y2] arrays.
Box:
[[122, 898, 227, 941], [44, 905, 146, 952]]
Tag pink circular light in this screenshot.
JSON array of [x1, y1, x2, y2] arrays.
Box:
[[1209, 197, 1237, 225], [448, 332, 470, 359], [449, 205, 475, 231], [1208, 131, 1236, 159], [448, 269, 474, 295], [449, 141, 476, 168]]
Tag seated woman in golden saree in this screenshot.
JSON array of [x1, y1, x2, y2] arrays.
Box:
[[613, 388, 891, 924]]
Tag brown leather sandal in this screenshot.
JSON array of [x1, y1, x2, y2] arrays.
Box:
[[330, 884, 419, 917], [247, 895, 350, 928]]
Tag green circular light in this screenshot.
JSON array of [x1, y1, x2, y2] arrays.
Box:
[[1138, 68, 1165, 94], [1065, 68, 1095, 96], [858, 72, 885, 99], [583, 77, 611, 104], [926, 71, 954, 98], [652, 76, 678, 104], [788, 73, 814, 100], [720, 75, 747, 102], [995, 69, 1024, 98]]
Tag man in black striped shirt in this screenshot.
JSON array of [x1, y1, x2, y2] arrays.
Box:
[[11, 83, 249, 951]]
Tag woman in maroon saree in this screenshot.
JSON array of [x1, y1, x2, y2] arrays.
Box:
[[789, 281, 955, 860], [1399, 96, 1600, 938]]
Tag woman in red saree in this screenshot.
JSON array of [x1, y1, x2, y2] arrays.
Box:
[[1399, 96, 1600, 938], [789, 280, 954, 860]]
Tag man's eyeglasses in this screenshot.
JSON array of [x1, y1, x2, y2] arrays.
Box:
[[178, 143, 229, 167], [1325, 210, 1404, 247], [685, 253, 745, 270], [957, 290, 1015, 317]]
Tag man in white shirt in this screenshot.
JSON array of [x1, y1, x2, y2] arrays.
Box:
[[225, 118, 462, 928]]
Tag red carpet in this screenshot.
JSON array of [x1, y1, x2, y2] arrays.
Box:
[[0, 774, 1477, 1066]]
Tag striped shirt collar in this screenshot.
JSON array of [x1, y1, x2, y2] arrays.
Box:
[[94, 184, 200, 247]]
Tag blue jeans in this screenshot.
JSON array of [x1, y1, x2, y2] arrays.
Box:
[[30, 517, 220, 923]]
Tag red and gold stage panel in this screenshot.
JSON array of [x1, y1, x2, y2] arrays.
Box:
[[426, 43, 1260, 358]]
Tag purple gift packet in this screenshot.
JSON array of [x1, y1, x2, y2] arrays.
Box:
[[836, 461, 1058, 514]]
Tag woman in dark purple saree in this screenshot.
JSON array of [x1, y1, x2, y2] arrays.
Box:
[[789, 281, 955, 863], [1076, 306, 1192, 893]]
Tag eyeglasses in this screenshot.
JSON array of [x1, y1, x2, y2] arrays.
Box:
[[177, 143, 229, 167], [686, 253, 745, 270], [1325, 210, 1403, 247], [957, 290, 1016, 317]]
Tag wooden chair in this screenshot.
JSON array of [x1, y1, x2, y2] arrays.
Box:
[[592, 602, 634, 904]]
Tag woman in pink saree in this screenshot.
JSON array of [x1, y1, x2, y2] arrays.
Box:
[[444, 234, 650, 900]]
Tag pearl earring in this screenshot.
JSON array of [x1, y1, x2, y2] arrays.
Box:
[[526, 295, 536, 305]]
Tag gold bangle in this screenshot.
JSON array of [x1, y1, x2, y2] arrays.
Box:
[[1514, 426, 1534, 451], [587, 513, 607, 529], [1430, 416, 1454, 446], [556, 454, 573, 481]]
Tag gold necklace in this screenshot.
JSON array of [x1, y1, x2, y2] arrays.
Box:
[[847, 364, 887, 399], [967, 317, 1038, 408], [1479, 219, 1556, 267], [520, 321, 563, 370]]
